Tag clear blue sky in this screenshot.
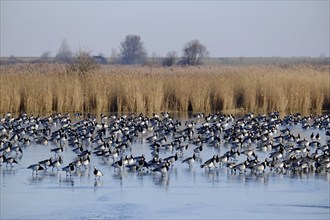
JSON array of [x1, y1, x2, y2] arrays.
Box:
[[1, 0, 329, 57]]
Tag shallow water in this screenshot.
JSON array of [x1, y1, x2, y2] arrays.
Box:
[[1, 114, 329, 220]]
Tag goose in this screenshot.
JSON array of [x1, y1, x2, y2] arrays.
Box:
[[200, 155, 219, 170], [182, 153, 196, 167], [310, 132, 317, 140], [50, 156, 63, 171], [269, 146, 284, 161], [108, 149, 119, 161], [326, 130, 330, 137], [152, 163, 170, 176], [0, 153, 5, 165], [21, 137, 32, 146], [146, 134, 158, 143], [241, 149, 257, 159], [259, 142, 273, 152], [309, 141, 321, 148], [232, 160, 248, 174], [38, 157, 53, 169], [94, 149, 110, 160], [0, 142, 12, 155], [164, 153, 178, 166], [161, 142, 174, 151], [126, 154, 135, 165], [81, 155, 90, 169], [71, 157, 83, 169], [126, 159, 148, 172], [297, 138, 309, 148], [3, 155, 18, 167], [252, 160, 269, 175], [11, 145, 23, 155], [78, 150, 91, 160], [315, 160, 330, 173], [27, 163, 44, 175], [147, 156, 161, 170], [193, 144, 203, 156], [176, 144, 189, 156], [115, 143, 128, 153], [289, 145, 309, 156], [269, 158, 285, 173], [133, 154, 145, 163], [151, 148, 159, 158], [93, 167, 104, 180], [245, 158, 260, 171], [112, 159, 124, 171], [161, 111, 170, 119], [273, 134, 283, 143], [100, 113, 108, 123], [218, 154, 230, 167], [155, 136, 167, 145], [72, 145, 84, 155], [226, 149, 241, 161], [290, 157, 306, 172], [121, 155, 130, 166], [9, 133, 20, 142], [62, 163, 75, 176], [36, 136, 49, 145], [50, 145, 64, 156], [226, 162, 236, 171]]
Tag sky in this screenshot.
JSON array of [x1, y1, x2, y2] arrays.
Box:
[[1, 0, 329, 57]]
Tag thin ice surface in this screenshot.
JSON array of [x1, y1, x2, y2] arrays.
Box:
[[0, 112, 329, 219]]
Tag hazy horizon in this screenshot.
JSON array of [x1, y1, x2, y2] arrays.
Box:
[[1, 1, 329, 58]]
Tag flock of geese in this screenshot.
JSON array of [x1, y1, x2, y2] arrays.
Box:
[[0, 111, 329, 181]]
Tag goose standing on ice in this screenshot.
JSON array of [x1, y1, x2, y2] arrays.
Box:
[[182, 153, 196, 167], [94, 167, 104, 180], [27, 163, 45, 175]]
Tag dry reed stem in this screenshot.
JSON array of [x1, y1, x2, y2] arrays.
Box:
[[0, 63, 329, 115]]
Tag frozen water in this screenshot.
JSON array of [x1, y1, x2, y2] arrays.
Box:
[[1, 113, 329, 219]]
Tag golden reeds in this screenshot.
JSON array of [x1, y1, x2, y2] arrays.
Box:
[[0, 63, 329, 115]]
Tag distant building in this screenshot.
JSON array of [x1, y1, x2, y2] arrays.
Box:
[[93, 55, 108, 64]]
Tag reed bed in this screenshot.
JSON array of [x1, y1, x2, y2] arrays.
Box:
[[0, 63, 329, 115]]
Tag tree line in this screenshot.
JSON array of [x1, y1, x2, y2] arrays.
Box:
[[50, 35, 209, 67]]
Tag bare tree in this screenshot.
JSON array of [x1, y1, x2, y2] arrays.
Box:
[[182, 40, 208, 65], [162, 51, 178, 67], [119, 35, 147, 65], [67, 50, 99, 75], [55, 39, 73, 63]]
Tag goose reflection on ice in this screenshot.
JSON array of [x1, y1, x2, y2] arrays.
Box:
[[94, 179, 103, 189], [153, 174, 170, 189]]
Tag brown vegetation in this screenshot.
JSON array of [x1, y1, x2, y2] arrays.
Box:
[[0, 63, 329, 115]]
